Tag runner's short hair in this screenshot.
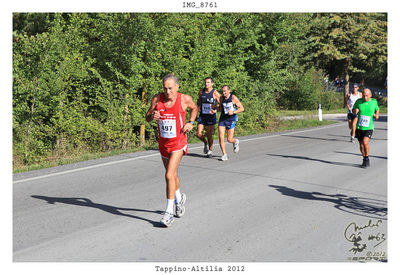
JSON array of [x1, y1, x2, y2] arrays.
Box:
[[163, 73, 179, 85], [205, 77, 214, 83]]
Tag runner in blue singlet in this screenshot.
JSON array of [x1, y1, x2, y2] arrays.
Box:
[[218, 85, 244, 161], [196, 77, 221, 158]]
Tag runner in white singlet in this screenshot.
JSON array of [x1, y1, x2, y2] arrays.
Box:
[[345, 83, 361, 142]]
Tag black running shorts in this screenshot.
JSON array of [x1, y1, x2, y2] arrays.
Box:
[[347, 111, 357, 120], [355, 129, 373, 141]]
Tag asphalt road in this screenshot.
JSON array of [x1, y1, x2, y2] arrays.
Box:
[[13, 116, 388, 262]]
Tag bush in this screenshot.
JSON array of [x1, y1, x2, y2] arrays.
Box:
[[13, 124, 52, 165], [279, 67, 323, 110], [374, 95, 387, 107], [320, 90, 343, 110]]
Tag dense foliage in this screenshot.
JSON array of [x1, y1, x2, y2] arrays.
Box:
[[13, 13, 387, 166]]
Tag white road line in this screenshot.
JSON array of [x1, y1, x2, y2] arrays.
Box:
[[13, 122, 344, 184], [13, 153, 159, 184], [240, 121, 343, 143]]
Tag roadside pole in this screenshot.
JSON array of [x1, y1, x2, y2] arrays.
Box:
[[318, 103, 323, 121]]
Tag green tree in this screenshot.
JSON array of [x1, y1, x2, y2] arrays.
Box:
[[12, 12, 387, 169], [13, 13, 54, 36], [307, 13, 387, 103], [83, 13, 149, 149], [13, 13, 97, 164]]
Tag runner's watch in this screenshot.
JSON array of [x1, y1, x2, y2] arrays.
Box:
[[189, 121, 194, 125]]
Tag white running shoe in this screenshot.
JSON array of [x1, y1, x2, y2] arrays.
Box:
[[351, 136, 355, 143], [160, 212, 174, 227], [203, 142, 209, 154], [221, 154, 228, 161], [233, 139, 240, 153], [207, 150, 213, 158], [175, 193, 186, 218]]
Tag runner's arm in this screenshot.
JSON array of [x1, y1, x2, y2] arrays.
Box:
[[210, 90, 221, 114], [231, 95, 244, 115], [352, 100, 359, 115], [214, 91, 221, 104], [352, 106, 359, 129], [345, 94, 351, 110], [182, 94, 198, 133], [374, 109, 380, 120], [196, 90, 202, 113], [145, 94, 160, 122]]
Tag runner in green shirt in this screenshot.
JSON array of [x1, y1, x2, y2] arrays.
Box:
[[352, 88, 380, 167]]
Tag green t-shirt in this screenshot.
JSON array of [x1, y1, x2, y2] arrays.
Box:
[[353, 98, 379, 130]]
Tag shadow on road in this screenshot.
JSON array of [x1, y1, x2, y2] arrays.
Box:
[[324, 134, 387, 142], [187, 152, 224, 160], [327, 134, 348, 138], [31, 195, 165, 227], [267, 153, 361, 168], [269, 185, 387, 220], [187, 152, 208, 158], [334, 151, 388, 160], [281, 134, 348, 143]]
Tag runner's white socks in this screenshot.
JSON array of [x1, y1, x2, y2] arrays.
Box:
[[165, 189, 182, 214], [175, 189, 182, 203], [166, 199, 174, 214]]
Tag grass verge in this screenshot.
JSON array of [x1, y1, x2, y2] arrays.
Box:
[[13, 118, 337, 174], [276, 106, 387, 117]]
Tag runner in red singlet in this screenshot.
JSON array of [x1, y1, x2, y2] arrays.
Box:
[[156, 92, 189, 159], [146, 74, 198, 227]]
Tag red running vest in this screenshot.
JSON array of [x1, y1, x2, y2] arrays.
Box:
[[156, 92, 187, 150]]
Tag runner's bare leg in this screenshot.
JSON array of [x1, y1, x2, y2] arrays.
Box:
[[162, 150, 184, 199]]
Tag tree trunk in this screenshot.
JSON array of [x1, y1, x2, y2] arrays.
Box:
[[25, 77, 38, 162], [123, 98, 129, 150], [343, 58, 350, 107], [140, 79, 147, 146]]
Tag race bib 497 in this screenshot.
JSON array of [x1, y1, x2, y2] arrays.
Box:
[[159, 119, 176, 138]]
